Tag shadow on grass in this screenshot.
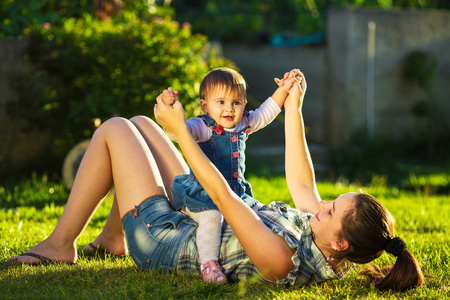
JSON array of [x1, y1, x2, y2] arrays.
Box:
[[0, 259, 268, 299], [0, 254, 432, 299]]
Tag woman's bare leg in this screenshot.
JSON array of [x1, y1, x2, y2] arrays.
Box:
[[83, 116, 189, 255], [9, 117, 182, 264], [129, 115, 189, 204], [82, 193, 128, 256]]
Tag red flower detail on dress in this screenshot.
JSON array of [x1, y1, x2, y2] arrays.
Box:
[[245, 128, 251, 134], [215, 125, 224, 135], [233, 152, 239, 158], [233, 172, 239, 178], [231, 136, 238, 143]]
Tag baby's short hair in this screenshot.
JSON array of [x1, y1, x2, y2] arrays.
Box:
[[200, 67, 247, 102]]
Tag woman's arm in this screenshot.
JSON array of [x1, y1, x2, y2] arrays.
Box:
[[154, 97, 294, 281], [284, 72, 321, 213]]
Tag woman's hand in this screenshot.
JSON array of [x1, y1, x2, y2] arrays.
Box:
[[284, 70, 306, 111], [154, 91, 186, 135]]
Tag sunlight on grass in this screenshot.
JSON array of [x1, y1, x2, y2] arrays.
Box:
[[1, 174, 449, 299]]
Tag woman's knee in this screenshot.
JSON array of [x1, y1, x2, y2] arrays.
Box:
[[130, 115, 151, 123], [94, 117, 133, 138], [129, 115, 158, 129]]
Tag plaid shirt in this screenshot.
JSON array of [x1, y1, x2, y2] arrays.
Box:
[[176, 201, 352, 285]]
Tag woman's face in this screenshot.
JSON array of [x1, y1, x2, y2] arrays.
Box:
[[310, 192, 356, 251]]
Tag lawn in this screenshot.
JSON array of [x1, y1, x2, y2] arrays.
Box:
[[0, 173, 449, 299]]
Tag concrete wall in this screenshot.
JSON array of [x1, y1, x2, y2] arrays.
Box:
[[224, 8, 450, 147], [325, 7, 450, 146]]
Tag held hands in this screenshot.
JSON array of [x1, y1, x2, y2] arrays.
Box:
[[161, 87, 178, 106], [274, 69, 304, 92], [279, 69, 307, 110], [154, 88, 186, 135]]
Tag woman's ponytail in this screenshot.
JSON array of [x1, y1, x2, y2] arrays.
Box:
[[339, 193, 425, 291], [359, 248, 424, 291]]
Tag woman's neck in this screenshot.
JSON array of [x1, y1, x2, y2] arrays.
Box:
[[312, 234, 343, 271]]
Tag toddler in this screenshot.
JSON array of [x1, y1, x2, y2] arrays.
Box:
[[160, 67, 298, 284]]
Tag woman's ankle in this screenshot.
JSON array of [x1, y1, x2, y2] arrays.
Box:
[[90, 232, 127, 255]]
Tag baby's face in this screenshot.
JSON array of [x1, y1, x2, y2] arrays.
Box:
[[200, 86, 246, 129]]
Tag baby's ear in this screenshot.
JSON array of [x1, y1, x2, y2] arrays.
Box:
[[200, 99, 208, 114]]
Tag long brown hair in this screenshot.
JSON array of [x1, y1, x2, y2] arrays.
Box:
[[337, 192, 424, 291]]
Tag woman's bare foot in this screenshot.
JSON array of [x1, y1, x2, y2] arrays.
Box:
[[82, 232, 128, 256], [8, 237, 77, 265]]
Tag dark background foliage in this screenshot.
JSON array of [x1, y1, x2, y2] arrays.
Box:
[[169, 0, 450, 44], [3, 2, 235, 159]]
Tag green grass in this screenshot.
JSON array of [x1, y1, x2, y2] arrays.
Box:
[[1, 173, 449, 299]]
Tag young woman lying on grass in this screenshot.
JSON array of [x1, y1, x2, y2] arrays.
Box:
[[9, 69, 424, 292]]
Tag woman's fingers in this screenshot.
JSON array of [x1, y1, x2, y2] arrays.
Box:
[[155, 94, 186, 133]]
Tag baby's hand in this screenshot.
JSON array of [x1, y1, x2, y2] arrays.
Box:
[[274, 69, 302, 91], [161, 87, 178, 106]]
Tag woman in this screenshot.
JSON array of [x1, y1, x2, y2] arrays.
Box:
[[9, 70, 424, 291]]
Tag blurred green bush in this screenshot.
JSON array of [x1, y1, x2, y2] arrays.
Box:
[[0, 0, 92, 37], [5, 6, 235, 158]]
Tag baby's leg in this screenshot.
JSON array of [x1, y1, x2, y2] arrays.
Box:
[[185, 208, 227, 284], [192, 210, 222, 264]]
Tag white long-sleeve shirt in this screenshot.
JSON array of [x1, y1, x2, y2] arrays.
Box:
[[167, 97, 281, 143]]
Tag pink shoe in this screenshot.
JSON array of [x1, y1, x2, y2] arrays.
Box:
[[201, 260, 227, 284]]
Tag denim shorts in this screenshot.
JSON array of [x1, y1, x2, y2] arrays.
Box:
[[122, 195, 198, 272]]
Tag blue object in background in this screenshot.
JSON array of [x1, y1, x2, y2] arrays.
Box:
[[271, 31, 325, 47]]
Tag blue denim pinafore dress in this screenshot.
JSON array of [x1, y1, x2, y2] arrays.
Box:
[[171, 114, 259, 212]]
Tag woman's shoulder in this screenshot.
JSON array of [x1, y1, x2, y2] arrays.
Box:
[[256, 202, 352, 286]]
